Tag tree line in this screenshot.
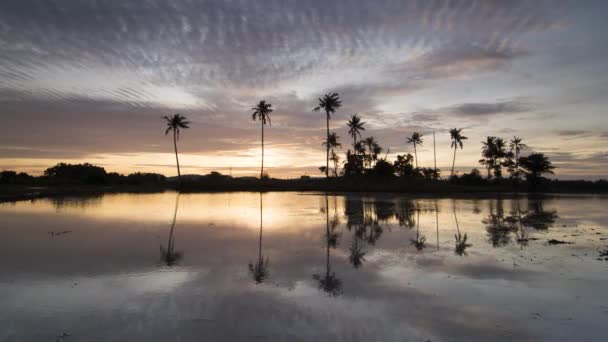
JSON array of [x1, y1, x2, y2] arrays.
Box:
[[163, 92, 556, 189]]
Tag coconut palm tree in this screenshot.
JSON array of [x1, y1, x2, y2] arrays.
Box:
[[449, 128, 468, 177], [163, 114, 190, 186], [314, 93, 342, 178], [480, 136, 496, 179], [509, 136, 527, 182], [323, 132, 342, 177], [407, 132, 423, 169], [251, 100, 273, 179], [346, 114, 365, 154]]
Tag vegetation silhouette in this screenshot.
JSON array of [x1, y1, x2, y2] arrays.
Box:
[[160, 194, 183, 266], [249, 192, 269, 283], [251, 100, 273, 180], [322, 132, 342, 177], [314, 93, 342, 178], [483, 199, 518, 247], [163, 114, 190, 187], [313, 194, 342, 296], [508, 137, 527, 184], [449, 128, 468, 177], [407, 132, 423, 169], [519, 153, 555, 191]]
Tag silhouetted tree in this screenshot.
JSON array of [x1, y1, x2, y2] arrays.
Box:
[[407, 132, 423, 169], [449, 128, 468, 177], [519, 153, 555, 190], [410, 210, 426, 251], [163, 114, 190, 186], [314, 93, 342, 178], [251, 100, 273, 179], [346, 114, 365, 154], [394, 154, 416, 178], [323, 132, 342, 177], [508, 136, 527, 182]]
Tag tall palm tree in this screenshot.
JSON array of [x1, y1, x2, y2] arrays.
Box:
[[163, 114, 190, 187], [519, 153, 555, 190], [407, 132, 423, 169], [509, 136, 527, 182], [449, 128, 468, 177], [346, 114, 365, 154], [314, 93, 342, 178], [493, 137, 507, 177], [251, 100, 273, 179]]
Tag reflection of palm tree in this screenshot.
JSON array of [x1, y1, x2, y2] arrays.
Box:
[[410, 210, 426, 251], [515, 199, 529, 248], [395, 198, 416, 229], [313, 195, 342, 296], [349, 232, 366, 269], [314, 93, 342, 178], [249, 192, 269, 283], [407, 132, 423, 169], [484, 199, 518, 247], [163, 114, 190, 187], [251, 100, 273, 179], [160, 194, 183, 266], [453, 204, 472, 256]]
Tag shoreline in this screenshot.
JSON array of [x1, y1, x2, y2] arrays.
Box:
[[2, 182, 607, 203]]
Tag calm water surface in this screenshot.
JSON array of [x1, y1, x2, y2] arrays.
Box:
[[1, 192, 607, 341]]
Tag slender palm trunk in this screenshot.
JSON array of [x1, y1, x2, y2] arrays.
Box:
[[261, 122, 264, 179], [413, 143, 418, 169], [453, 205, 460, 236], [325, 112, 330, 178], [451, 146, 457, 176], [173, 129, 181, 187]]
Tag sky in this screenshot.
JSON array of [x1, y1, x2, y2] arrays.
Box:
[[1, 0, 607, 180]]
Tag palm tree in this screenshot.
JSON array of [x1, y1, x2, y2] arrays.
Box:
[[314, 93, 342, 178], [163, 114, 190, 186], [346, 114, 365, 154], [407, 132, 423, 169], [449, 128, 468, 177], [493, 137, 507, 177], [509, 136, 527, 182], [480, 136, 497, 179], [323, 132, 342, 177], [251, 100, 273, 179]]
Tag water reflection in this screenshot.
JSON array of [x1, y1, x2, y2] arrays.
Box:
[[453, 203, 472, 256], [160, 194, 183, 266], [2, 193, 607, 341], [249, 193, 269, 284], [313, 195, 342, 296], [410, 209, 426, 251]]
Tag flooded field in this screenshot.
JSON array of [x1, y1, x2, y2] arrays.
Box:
[[1, 192, 607, 341]]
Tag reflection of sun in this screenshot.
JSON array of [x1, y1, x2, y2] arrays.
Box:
[[0, 192, 328, 233]]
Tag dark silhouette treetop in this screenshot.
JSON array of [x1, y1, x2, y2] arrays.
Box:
[[407, 132, 423, 145], [313, 93, 342, 118], [347, 114, 366, 139], [163, 114, 190, 139], [251, 100, 273, 125], [450, 128, 468, 149]]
